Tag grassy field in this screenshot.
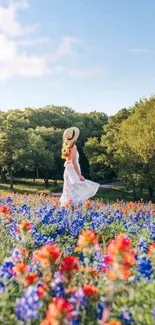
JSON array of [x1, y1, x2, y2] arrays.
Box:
[[1, 177, 155, 202], [0, 178, 135, 202]]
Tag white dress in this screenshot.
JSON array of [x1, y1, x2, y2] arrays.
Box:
[[60, 151, 99, 206]]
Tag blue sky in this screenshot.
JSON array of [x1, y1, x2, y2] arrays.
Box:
[[0, 0, 155, 116]]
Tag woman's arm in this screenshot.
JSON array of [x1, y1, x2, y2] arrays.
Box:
[[71, 146, 85, 181]]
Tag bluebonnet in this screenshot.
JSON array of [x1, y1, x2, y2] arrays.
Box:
[[15, 286, 41, 322], [149, 222, 155, 241], [72, 318, 81, 325], [93, 250, 105, 272], [5, 219, 18, 238], [152, 308, 155, 319], [70, 218, 85, 237], [11, 249, 22, 263], [69, 288, 86, 310], [33, 232, 54, 248], [119, 309, 135, 324], [0, 260, 14, 279], [0, 281, 5, 293], [66, 246, 74, 255], [137, 256, 153, 280], [18, 204, 31, 219], [96, 302, 104, 320], [138, 238, 148, 253], [51, 282, 65, 298]]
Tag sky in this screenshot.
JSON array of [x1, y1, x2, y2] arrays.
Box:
[[0, 0, 155, 116]]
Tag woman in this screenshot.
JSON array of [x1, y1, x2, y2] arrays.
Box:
[[60, 127, 99, 206]]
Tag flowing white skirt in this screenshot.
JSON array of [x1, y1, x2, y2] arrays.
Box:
[[60, 162, 99, 206]]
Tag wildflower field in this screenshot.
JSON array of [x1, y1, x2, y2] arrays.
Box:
[[0, 194, 155, 325]]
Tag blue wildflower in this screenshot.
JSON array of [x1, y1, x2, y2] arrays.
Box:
[[119, 309, 135, 324], [15, 286, 41, 322], [0, 260, 14, 279], [152, 308, 155, 319], [0, 281, 5, 293], [96, 302, 104, 320], [93, 251, 105, 272], [138, 238, 148, 253], [137, 256, 153, 280]]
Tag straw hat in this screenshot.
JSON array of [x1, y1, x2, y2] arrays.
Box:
[[63, 127, 80, 144]]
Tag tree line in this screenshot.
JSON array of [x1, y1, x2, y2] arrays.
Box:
[[0, 96, 155, 199]]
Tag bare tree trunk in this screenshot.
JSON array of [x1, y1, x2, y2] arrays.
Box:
[[148, 185, 154, 200], [33, 170, 35, 183], [1, 170, 6, 183], [139, 184, 144, 199], [36, 168, 39, 179], [132, 183, 137, 201], [44, 170, 49, 189], [10, 168, 13, 191]]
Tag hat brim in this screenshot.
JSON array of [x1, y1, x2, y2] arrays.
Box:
[[63, 127, 80, 143]]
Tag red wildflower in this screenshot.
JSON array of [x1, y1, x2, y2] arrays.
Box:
[[83, 284, 99, 297], [22, 272, 38, 286], [60, 256, 79, 278], [0, 205, 11, 215]]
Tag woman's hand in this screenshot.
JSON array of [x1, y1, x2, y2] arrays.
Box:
[[79, 175, 85, 181]]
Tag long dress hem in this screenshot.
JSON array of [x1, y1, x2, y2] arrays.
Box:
[[60, 151, 100, 206]]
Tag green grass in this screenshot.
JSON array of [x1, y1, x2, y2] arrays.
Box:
[[0, 178, 154, 202], [0, 178, 132, 202], [96, 187, 133, 202], [0, 178, 63, 195]]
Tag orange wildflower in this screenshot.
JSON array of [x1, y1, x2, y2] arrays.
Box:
[[33, 243, 61, 267], [18, 220, 32, 233], [19, 248, 30, 259], [79, 266, 99, 279], [75, 229, 98, 252], [105, 234, 135, 281], [84, 200, 91, 208], [105, 321, 121, 325], [148, 243, 155, 257], [13, 263, 30, 276], [37, 283, 49, 298], [42, 298, 74, 325]]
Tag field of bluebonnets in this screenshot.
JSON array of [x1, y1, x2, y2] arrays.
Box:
[[0, 194, 155, 325]]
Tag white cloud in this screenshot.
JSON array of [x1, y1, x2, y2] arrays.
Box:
[[18, 37, 50, 47], [0, 0, 36, 37], [0, 33, 50, 79], [69, 67, 102, 78], [0, 1, 100, 80], [50, 36, 82, 62], [0, 0, 51, 79]]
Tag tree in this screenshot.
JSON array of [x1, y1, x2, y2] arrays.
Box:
[[0, 110, 29, 190], [34, 127, 63, 184], [117, 97, 155, 199], [84, 109, 130, 182], [84, 137, 114, 181], [25, 129, 54, 187]]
